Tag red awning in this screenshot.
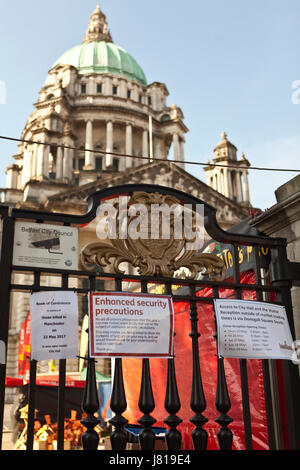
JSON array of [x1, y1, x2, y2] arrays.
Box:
[[5, 375, 85, 389]]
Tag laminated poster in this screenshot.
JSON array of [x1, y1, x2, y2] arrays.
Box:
[[214, 299, 296, 361], [89, 292, 174, 358], [30, 291, 78, 361]]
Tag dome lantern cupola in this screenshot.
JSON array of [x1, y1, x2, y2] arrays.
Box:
[[82, 3, 113, 44]]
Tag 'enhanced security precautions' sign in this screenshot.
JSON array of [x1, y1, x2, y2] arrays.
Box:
[[89, 292, 174, 358], [214, 299, 296, 361]]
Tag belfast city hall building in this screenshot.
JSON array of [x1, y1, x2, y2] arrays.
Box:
[[2, 5, 252, 385]]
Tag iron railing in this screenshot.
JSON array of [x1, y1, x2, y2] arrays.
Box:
[[0, 184, 299, 451]]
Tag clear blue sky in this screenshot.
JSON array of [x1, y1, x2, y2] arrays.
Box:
[[0, 0, 299, 210]]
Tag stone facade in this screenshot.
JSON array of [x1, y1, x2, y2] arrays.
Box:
[[250, 174, 300, 343]]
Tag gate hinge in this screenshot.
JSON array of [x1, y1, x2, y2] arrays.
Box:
[[270, 259, 300, 286]]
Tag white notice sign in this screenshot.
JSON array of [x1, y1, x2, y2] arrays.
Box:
[[214, 299, 296, 361], [30, 291, 78, 360], [13, 222, 78, 270], [89, 292, 174, 358]]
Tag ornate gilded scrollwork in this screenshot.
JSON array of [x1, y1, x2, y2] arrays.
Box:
[[80, 192, 225, 281]]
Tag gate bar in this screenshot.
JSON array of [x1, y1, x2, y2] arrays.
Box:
[[26, 359, 37, 450], [212, 286, 233, 450], [271, 246, 300, 449], [233, 243, 253, 450], [0, 210, 14, 449], [164, 282, 183, 450], [57, 271, 69, 450], [137, 281, 156, 450], [108, 276, 128, 450], [189, 284, 208, 450], [253, 246, 276, 450]]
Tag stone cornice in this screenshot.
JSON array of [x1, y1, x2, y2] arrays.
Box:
[[250, 190, 300, 236]]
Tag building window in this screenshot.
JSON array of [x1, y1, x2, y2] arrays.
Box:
[[73, 155, 85, 171], [127, 90, 131, 99], [148, 96, 152, 105], [78, 158, 85, 171], [112, 85, 118, 96], [139, 94, 142, 103], [97, 83, 102, 94], [81, 84, 86, 94], [112, 158, 119, 171], [96, 157, 103, 171]]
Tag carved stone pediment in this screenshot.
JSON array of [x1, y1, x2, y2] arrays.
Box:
[[46, 161, 248, 227]]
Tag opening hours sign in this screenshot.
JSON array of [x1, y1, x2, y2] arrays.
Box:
[[214, 299, 296, 361], [89, 292, 174, 358]]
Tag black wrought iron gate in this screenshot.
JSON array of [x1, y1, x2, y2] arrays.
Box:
[[0, 184, 299, 451]]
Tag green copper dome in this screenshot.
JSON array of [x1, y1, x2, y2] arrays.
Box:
[[52, 41, 147, 86]]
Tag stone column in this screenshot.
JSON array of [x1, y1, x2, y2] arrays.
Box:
[[37, 143, 46, 178], [236, 171, 243, 202], [120, 80, 127, 98], [6, 165, 19, 189], [179, 139, 185, 169], [22, 148, 31, 187], [154, 137, 162, 159], [85, 119, 94, 169], [63, 147, 72, 181], [173, 133, 179, 162], [69, 149, 74, 179], [125, 123, 133, 169], [56, 146, 63, 179], [35, 142, 49, 179], [224, 167, 229, 198], [220, 170, 225, 195], [105, 120, 113, 168], [142, 129, 148, 160], [217, 171, 222, 194], [243, 169, 250, 202], [31, 143, 38, 178], [212, 172, 217, 191], [228, 169, 233, 199], [43, 145, 50, 178]]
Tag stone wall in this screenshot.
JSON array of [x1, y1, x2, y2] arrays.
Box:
[[250, 173, 300, 342]]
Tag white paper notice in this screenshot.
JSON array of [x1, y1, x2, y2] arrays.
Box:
[[30, 291, 78, 361], [89, 292, 174, 358], [13, 222, 78, 270], [214, 299, 296, 361]]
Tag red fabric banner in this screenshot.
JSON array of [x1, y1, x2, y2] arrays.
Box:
[[122, 271, 270, 450]]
